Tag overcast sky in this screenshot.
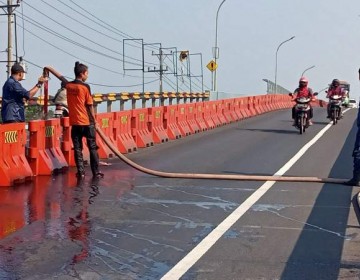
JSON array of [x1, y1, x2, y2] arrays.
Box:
[[1, 0, 360, 101]]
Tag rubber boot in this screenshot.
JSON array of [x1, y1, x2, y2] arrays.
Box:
[[74, 149, 85, 178], [345, 172, 360, 186]]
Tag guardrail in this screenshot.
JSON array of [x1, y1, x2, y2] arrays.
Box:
[[0, 91, 210, 113], [0, 94, 325, 187]]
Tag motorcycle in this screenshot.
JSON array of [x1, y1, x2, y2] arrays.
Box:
[[54, 104, 69, 118], [52, 86, 69, 118], [290, 92, 317, 134], [328, 94, 343, 125]]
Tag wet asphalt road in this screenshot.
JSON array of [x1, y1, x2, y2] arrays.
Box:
[[0, 107, 359, 280]]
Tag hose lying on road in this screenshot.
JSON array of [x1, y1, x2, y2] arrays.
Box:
[[96, 127, 348, 185]]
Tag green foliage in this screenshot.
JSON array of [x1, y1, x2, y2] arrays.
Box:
[[25, 105, 44, 121], [25, 105, 55, 121]]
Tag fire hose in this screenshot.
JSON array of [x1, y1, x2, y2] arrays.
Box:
[[95, 127, 348, 185], [41, 66, 348, 185]]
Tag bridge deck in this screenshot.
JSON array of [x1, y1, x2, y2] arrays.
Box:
[[0, 107, 359, 279]]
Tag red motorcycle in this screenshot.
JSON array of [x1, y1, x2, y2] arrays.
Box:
[[290, 92, 317, 134]]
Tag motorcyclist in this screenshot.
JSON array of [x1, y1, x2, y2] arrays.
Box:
[[53, 81, 68, 117], [291, 76, 315, 126], [326, 79, 346, 118]]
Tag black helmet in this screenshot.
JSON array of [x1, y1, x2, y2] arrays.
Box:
[[332, 79, 340, 86]]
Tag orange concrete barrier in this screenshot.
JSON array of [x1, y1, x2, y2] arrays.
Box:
[[131, 108, 154, 148], [318, 99, 327, 107], [60, 117, 90, 167], [208, 101, 222, 126], [0, 123, 33, 186], [260, 95, 269, 113], [275, 95, 283, 109], [186, 103, 201, 134], [287, 95, 293, 108], [266, 94, 277, 111], [270, 95, 279, 110], [163, 105, 182, 140], [203, 102, 216, 129], [96, 113, 115, 159], [253, 96, 263, 115], [194, 102, 208, 131], [280, 94, 287, 109], [264, 95, 271, 112], [177, 104, 192, 136], [27, 119, 68, 175], [148, 107, 169, 144], [215, 101, 229, 125], [113, 111, 137, 153], [284, 94, 292, 108], [277, 95, 285, 109], [61, 117, 75, 166], [237, 97, 250, 119], [247, 96, 257, 116], [233, 99, 244, 120], [222, 99, 236, 122]]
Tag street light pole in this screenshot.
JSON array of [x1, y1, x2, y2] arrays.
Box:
[[213, 0, 227, 99], [274, 36, 295, 93], [301, 65, 315, 77]]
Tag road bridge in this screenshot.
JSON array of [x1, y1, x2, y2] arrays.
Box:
[[0, 104, 359, 279]]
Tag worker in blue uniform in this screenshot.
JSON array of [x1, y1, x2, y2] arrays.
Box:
[[345, 69, 360, 186]]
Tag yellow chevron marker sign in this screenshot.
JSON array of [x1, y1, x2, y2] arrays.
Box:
[[121, 116, 128, 124], [4, 131, 18, 143], [206, 60, 217, 72], [102, 118, 109, 128], [45, 126, 55, 137]]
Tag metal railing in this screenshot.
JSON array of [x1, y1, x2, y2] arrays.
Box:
[[0, 91, 210, 114]]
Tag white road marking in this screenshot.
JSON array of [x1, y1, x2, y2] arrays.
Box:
[[161, 112, 347, 280]]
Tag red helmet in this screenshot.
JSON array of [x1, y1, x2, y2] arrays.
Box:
[[299, 76, 308, 87], [299, 76, 308, 84]]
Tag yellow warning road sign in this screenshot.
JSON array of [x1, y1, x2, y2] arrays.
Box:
[[207, 60, 218, 72]]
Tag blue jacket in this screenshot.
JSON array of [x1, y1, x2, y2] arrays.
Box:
[[1, 76, 30, 123]]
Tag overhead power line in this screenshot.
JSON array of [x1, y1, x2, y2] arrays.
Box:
[[39, 0, 157, 67], [23, 57, 160, 89], [16, 22, 149, 78], [22, 1, 138, 64], [60, 0, 160, 52]]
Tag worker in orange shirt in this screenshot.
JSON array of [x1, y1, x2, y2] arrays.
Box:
[[65, 62, 103, 179]]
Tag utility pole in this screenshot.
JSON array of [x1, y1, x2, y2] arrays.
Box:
[[1, 0, 19, 77], [159, 49, 163, 93], [7, 0, 12, 78], [148, 47, 172, 94]]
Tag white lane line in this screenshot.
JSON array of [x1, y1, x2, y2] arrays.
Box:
[[161, 114, 343, 280]]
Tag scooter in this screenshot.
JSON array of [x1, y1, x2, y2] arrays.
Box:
[[328, 94, 343, 125], [54, 104, 68, 118], [290, 92, 317, 135], [293, 96, 312, 134]]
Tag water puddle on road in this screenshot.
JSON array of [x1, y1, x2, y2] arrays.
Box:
[[0, 169, 134, 277]]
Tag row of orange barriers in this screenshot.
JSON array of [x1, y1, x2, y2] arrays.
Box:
[[0, 94, 324, 187]]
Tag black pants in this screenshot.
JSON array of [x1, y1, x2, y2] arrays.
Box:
[[292, 106, 313, 119], [71, 125, 100, 176]]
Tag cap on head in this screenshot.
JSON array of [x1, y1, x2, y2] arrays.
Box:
[[11, 63, 26, 74]]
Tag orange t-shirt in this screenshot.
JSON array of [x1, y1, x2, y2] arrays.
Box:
[[66, 80, 94, 125]]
